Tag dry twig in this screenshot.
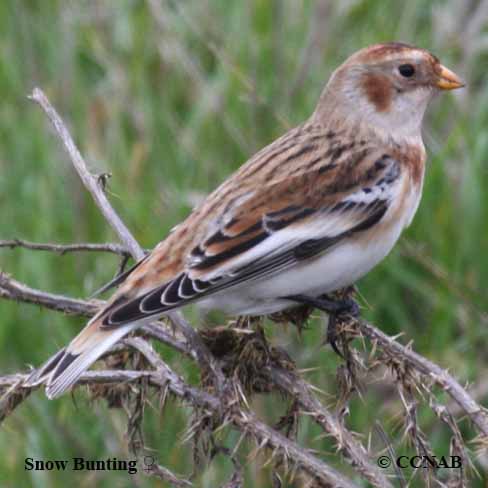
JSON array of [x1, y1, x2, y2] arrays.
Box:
[[0, 239, 131, 256], [359, 320, 488, 438]]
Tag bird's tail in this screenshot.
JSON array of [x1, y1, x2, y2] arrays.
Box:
[[25, 316, 137, 399]]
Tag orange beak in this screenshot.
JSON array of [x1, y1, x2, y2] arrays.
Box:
[[436, 64, 465, 90]]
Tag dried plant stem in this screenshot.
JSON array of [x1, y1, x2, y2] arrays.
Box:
[[29, 88, 143, 261], [271, 368, 392, 487], [143, 461, 193, 487], [358, 320, 488, 438], [3, 267, 486, 447], [0, 239, 131, 256], [0, 272, 101, 317], [0, 271, 385, 485], [3, 267, 488, 484], [1, 359, 359, 487]]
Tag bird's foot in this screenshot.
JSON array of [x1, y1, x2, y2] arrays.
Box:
[[283, 292, 360, 358]]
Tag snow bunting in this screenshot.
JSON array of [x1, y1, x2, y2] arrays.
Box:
[[28, 42, 463, 398]]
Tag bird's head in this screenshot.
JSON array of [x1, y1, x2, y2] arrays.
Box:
[[315, 42, 464, 141]]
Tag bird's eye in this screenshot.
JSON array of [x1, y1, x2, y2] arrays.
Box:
[[398, 64, 415, 78]]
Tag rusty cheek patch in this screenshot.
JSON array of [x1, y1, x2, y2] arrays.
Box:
[[361, 73, 392, 112]]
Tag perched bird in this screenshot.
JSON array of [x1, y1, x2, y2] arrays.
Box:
[[27, 42, 463, 398]]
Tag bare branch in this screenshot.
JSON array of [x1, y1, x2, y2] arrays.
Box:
[[0, 272, 100, 317], [122, 338, 362, 487], [0, 239, 132, 257], [0, 271, 388, 484], [271, 368, 392, 488], [1, 348, 359, 487], [3, 268, 487, 482], [0, 272, 194, 360], [5, 264, 485, 446], [143, 461, 193, 487], [358, 319, 488, 438], [29, 88, 144, 261]]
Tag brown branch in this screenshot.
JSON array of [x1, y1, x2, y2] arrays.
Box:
[[143, 461, 193, 487], [0, 272, 192, 358], [236, 410, 359, 488], [358, 320, 488, 438], [0, 370, 154, 387], [0, 239, 132, 257], [0, 272, 388, 485], [5, 266, 486, 446], [271, 368, 392, 488], [28, 87, 226, 396], [1, 347, 360, 487], [0, 272, 101, 317], [115, 337, 361, 488], [3, 267, 488, 483], [29, 88, 144, 261], [5, 269, 488, 484]]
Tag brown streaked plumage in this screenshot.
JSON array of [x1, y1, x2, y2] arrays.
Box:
[[25, 42, 464, 399]]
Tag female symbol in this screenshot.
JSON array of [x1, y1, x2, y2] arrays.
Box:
[[143, 455, 155, 473]]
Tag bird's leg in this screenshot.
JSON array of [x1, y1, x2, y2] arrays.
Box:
[[283, 292, 360, 357]]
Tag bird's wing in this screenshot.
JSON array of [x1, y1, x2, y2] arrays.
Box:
[[38, 143, 409, 399], [102, 147, 403, 327]]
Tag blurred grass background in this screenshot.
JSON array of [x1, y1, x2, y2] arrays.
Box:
[[0, 0, 487, 486]]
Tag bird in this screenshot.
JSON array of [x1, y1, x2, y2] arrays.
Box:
[[26, 42, 464, 399]]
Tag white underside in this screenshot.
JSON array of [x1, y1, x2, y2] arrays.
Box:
[[196, 183, 422, 316], [196, 231, 398, 315]]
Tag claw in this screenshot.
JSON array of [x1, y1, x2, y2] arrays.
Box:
[[283, 293, 360, 358], [340, 298, 360, 317], [326, 314, 344, 358]]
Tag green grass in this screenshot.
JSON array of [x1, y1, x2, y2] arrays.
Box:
[[1, 1, 487, 486]]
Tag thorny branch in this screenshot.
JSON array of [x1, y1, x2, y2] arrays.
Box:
[[359, 320, 488, 438], [0, 88, 486, 486], [0, 272, 387, 486]]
